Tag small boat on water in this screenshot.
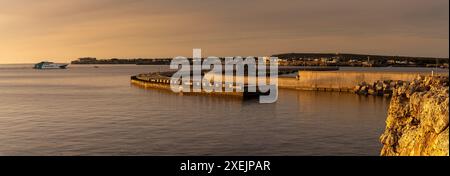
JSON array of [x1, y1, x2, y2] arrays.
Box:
[[34, 61, 69, 69]]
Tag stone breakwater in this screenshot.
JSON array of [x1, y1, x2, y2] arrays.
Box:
[[279, 70, 448, 92], [380, 76, 449, 156], [352, 80, 407, 96]]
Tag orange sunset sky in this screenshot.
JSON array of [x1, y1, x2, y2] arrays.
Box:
[[0, 0, 448, 64]]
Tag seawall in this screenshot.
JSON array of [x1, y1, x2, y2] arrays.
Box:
[[278, 70, 448, 92], [131, 69, 449, 96], [130, 75, 263, 98]]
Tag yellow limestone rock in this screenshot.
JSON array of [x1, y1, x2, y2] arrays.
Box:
[[380, 76, 449, 156]]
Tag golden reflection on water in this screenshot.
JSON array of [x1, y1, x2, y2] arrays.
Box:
[[0, 65, 390, 155]]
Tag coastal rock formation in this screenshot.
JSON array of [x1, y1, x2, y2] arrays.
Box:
[[380, 75, 449, 156]]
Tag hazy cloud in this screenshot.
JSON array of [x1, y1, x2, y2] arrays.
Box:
[[0, 0, 448, 63]]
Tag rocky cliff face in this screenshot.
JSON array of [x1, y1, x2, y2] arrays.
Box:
[[380, 75, 449, 156]]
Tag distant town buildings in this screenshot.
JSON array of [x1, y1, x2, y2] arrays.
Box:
[[71, 57, 172, 65], [78, 57, 97, 63], [271, 53, 449, 68], [70, 53, 449, 68]]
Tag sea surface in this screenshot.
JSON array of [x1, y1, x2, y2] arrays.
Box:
[[1, 64, 445, 156]]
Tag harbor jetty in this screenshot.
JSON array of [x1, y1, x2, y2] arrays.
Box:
[[278, 70, 449, 96], [131, 72, 266, 98], [131, 67, 449, 98], [130, 67, 340, 98]]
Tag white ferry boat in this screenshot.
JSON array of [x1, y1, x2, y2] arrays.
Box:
[[34, 61, 69, 69]]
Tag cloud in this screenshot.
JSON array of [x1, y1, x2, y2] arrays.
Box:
[[0, 0, 448, 63]]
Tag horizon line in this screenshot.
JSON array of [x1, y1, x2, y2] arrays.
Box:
[[1, 52, 449, 64]]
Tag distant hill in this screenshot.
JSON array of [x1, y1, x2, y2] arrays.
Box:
[[272, 53, 448, 63]]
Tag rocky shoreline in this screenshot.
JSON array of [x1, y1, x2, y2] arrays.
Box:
[[352, 80, 404, 96], [380, 75, 449, 156]]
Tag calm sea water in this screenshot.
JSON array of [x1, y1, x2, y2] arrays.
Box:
[[0, 64, 399, 155]]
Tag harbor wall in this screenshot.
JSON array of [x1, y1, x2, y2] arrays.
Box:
[[205, 71, 447, 92], [130, 76, 260, 98], [278, 70, 448, 91], [132, 70, 449, 94]]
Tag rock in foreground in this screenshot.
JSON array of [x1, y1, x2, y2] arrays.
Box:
[[380, 75, 449, 156]]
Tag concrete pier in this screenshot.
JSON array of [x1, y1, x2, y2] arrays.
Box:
[[130, 75, 266, 98], [279, 70, 449, 91], [131, 69, 449, 96]]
